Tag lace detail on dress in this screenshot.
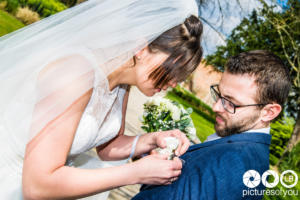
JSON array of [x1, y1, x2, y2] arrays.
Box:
[[67, 56, 127, 163]]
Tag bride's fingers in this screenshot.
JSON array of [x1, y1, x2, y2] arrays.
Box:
[[179, 135, 190, 155], [172, 158, 183, 170], [152, 153, 168, 160], [170, 177, 178, 182], [164, 181, 172, 185], [172, 170, 182, 178], [168, 129, 183, 155], [149, 149, 158, 155], [175, 133, 189, 156], [164, 177, 178, 185], [156, 134, 167, 148], [175, 137, 183, 156]]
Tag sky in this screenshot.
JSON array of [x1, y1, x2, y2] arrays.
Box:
[[276, 0, 289, 8], [197, 0, 283, 57]]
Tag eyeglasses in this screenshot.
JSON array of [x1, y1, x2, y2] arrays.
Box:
[[210, 84, 267, 114]]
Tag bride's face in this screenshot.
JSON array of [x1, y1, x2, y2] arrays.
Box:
[[135, 49, 177, 96]]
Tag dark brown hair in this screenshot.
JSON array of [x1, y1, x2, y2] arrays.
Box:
[[147, 15, 203, 88], [225, 50, 291, 106]]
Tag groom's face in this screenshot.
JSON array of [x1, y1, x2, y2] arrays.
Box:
[[212, 71, 263, 137]]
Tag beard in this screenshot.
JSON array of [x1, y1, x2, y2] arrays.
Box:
[[215, 111, 260, 137]]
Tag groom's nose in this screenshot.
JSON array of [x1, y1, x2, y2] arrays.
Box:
[[212, 98, 225, 113]]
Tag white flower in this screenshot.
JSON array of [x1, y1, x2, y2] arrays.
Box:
[[166, 101, 177, 110], [153, 97, 165, 106], [157, 148, 173, 158], [168, 105, 181, 121], [186, 107, 193, 114], [143, 112, 148, 117], [171, 111, 180, 121], [145, 98, 156, 106], [180, 106, 187, 114], [164, 137, 179, 150], [152, 98, 160, 106], [186, 127, 196, 136], [148, 97, 181, 121], [157, 137, 179, 160]]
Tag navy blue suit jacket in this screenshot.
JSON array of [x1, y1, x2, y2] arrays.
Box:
[[132, 132, 271, 200]]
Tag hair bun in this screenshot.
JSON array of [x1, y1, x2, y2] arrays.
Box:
[[184, 15, 203, 39]]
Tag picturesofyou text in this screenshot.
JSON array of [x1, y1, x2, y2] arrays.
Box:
[[242, 170, 299, 197]]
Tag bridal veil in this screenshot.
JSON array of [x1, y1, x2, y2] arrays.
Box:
[[0, 0, 199, 154]]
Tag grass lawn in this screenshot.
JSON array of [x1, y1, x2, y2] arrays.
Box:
[[165, 92, 215, 142], [0, 10, 24, 37]]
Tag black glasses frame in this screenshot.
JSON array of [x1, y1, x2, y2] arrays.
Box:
[[210, 84, 267, 114]]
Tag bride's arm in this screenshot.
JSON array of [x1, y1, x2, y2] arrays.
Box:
[[96, 87, 190, 161], [96, 130, 189, 161], [23, 88, 139, 199]]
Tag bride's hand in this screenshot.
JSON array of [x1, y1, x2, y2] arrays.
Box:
[[133, 154, 182, 185], [152, 129, 190, 156]]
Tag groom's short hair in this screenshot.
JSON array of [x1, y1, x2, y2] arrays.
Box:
[[225, 50, 291, 106]]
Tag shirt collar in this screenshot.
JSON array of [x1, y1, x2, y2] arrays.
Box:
[[204, 127, 270, 142], [244, 127, 270, 134]]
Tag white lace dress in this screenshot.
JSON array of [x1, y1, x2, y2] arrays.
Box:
[[67, 79, 128, 200], [0, 58, 128, 199]]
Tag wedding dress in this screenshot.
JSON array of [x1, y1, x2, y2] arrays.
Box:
[[0, 48, 128, 199]]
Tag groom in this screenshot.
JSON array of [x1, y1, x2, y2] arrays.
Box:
[[132, 50, 291, 200]]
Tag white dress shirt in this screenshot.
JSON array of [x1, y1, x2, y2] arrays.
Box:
[[204, 127, 271, 142]]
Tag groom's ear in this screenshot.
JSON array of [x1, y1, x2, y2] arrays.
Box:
[[260, 103, 282, 122]]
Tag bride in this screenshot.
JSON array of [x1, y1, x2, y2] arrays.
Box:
[[0, 0, 203, 199]]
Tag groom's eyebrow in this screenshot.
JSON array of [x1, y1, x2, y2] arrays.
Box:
[[219, 86, 242, 104], [223, 94, 242, 105]]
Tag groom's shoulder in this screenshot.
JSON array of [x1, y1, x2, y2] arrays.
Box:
[[187, 132, 270, 153], [183, 133, 270, 170], [205, 141, 250, 161], [187, 137, 254, 156], [183, 142, 248, 168]]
